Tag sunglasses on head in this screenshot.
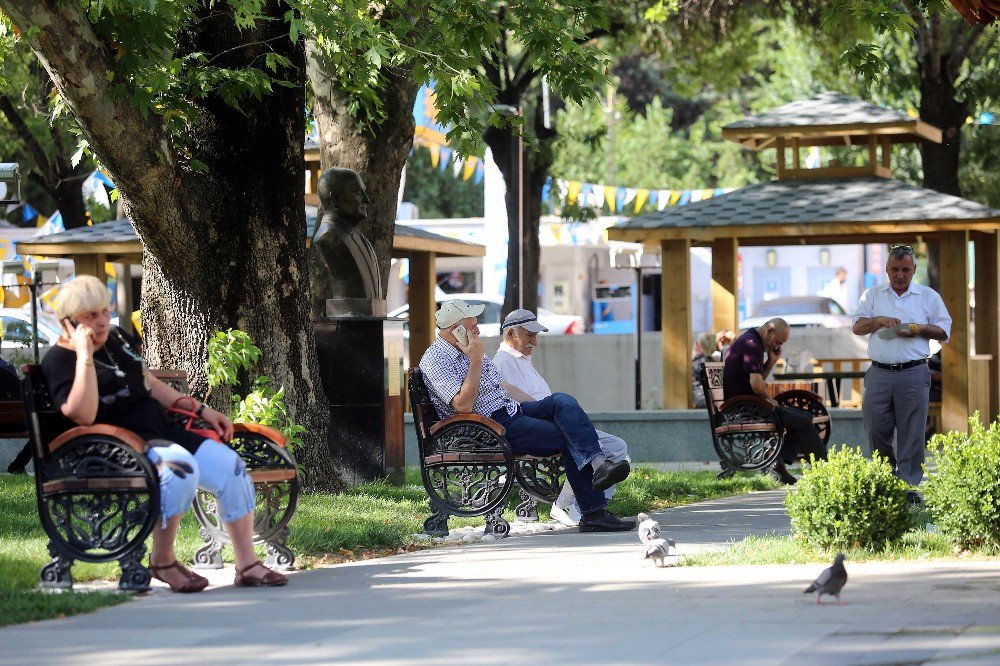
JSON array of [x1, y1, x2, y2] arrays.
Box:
[[890, 244, 914, 252]]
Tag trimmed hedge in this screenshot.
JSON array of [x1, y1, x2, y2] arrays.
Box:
[[925, 417, 1000, 551], [785, 447, 912, 551]]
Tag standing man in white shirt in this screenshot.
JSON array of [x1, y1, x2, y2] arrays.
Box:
[[493, 309, 631, 526], [820, 267, 850, 311], [852, 245, 951, 503]]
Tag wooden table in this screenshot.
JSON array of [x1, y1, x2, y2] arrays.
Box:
[[772, 370, 868, 407]]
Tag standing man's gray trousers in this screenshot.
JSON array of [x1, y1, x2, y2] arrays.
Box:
[[862, 364, 931, 485]]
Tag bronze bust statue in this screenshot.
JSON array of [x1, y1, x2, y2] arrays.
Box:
[[308, 168, 385, 318]]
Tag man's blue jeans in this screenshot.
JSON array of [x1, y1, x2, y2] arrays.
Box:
[[491, 392, 607, 514]]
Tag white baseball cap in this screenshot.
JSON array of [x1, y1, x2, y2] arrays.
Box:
[[435, 299, 486, 328]]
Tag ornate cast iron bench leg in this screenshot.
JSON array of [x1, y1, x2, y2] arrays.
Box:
[[424, 507, 450, 537], [39, 546, 74, 590], [515, 489, 540, 522], [484, 507, 511, 538], [118, 545, 153, 591]]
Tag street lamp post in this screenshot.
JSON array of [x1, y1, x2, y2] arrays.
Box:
[[1, 259, 62, 363], [610, 244, 662, 410]]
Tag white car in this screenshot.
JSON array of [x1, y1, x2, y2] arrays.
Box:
[[1, 307, 63, 363], [388, 293, 583, 336], [739, 296, 853, 330]]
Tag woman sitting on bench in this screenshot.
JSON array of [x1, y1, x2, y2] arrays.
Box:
[[41, 276, 287, 591]]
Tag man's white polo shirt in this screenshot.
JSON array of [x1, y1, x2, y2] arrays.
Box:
[[493, 341, 551, 401]]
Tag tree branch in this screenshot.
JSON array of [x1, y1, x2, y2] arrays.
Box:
[[0, 94, 56, 187], [902, 0, 930, 62], [0, 0, 175, 195], [949, 21, 986, 80], [928, 9, 942, 80]]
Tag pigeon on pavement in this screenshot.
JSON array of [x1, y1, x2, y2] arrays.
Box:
[[804, 553, 848, 604], [637, 512, 661, 545], [644, 538, 676, 567]]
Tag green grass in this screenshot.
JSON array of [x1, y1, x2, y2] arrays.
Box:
[[681, 504, 1000, 567], [0, 465, 776, 625]]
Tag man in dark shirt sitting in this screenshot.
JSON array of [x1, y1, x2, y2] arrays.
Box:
[[723, 318, 827, 484]]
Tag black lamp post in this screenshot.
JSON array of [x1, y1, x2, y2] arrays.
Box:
[[0, 163, 21, 206], [1, 259, 61, 363]]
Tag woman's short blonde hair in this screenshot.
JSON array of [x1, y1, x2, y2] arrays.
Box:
[[54, 275, 111, 321]]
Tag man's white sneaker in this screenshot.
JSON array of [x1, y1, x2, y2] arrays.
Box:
[[550, 503, 580, 527]]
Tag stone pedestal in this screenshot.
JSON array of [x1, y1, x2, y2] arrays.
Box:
[[313, 317, 405, 485]]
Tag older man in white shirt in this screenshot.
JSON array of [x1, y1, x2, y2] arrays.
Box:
[[853, 244, 951, 503], [494, 309, 631, 526]]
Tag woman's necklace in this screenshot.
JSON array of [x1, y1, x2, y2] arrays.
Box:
[[94, 346, 127, 378]]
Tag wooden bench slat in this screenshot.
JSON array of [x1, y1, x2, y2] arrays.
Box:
[[248, 469, 297, 483], [715, 423, 779, 435], [42, 476, 154, 494], [424, 452, 507, 465]]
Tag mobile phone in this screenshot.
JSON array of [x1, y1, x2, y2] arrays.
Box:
[[453, 323, 469, 346], [61, 317, 79, 330]]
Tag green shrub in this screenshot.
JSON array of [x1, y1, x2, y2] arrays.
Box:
[[785, 447, 912, 551], [925, 417, 1000, 551]]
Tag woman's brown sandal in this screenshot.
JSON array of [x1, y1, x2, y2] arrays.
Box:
[[234, 560, 288, 587], [149, 560, 210, 593]]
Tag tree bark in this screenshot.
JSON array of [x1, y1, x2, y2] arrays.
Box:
[[3, 0, 340, 491], [306, 46, 419, 285], [485, 89, 553, 319]]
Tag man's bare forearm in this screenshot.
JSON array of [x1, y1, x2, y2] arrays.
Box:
[[451, 357, 484, 413]]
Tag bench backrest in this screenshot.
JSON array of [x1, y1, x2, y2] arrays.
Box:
[[700, 361, 727, 419], [406, 368, 440, 450], [0, 366, 26, 438], [21, 364, 75, 463]]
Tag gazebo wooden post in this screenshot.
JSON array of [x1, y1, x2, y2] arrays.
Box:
[[940, 231, 971, 432], [711, 237, 739, 335], [974, 231, 1000, 422], [72, 252, 107, 283], [660, 239, 691, 408], [407, 251, 437, 370]]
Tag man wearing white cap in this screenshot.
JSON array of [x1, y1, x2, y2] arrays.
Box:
[[494, 309, 630, 527], [419, 299, 633, 532]]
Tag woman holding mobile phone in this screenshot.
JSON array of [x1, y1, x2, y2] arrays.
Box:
[[40, 276, 288, 591]]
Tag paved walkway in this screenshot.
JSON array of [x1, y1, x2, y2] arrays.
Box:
[[3, 490, 1000, 665]]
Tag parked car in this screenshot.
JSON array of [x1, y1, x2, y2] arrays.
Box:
[[388, 293, 583, 336], [739, 296, 853, 330], [1, 307, 63, 363]]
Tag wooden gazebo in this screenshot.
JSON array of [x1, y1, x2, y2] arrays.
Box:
[[609, 92, 1000, 432], [16, 214, 484, 363]]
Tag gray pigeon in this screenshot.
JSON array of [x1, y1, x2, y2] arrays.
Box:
[[637, 512, 661, 545], [644, 537, 676, 567], [804, 553, 848, 604]]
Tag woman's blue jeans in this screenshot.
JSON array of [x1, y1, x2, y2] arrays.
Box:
[[491, 392, 607, 515]]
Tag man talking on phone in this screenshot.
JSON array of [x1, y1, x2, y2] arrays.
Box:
[[419, 299, 634, 532], [722, 318, 827, 484]]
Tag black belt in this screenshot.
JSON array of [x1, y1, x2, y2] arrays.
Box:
[[872, 359, 927, 371]]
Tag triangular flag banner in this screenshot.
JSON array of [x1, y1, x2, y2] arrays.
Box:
[[439, 147, 452, 172], [461, 158, 477, 181], [567, 181, 582, 205], [93, 170, 115, 189], [604, 187, 617, 212], [657, 190, 670, 210], [677, 191, 691, 206], [473, 163, 484, 185], [452, 155, 463, 178], [690, 189, 703, 203], [701, 188, 714, 200], [591, 185, 604, 208], [36, 213, 48, 229], [429, 144, 441, 168], [648, 191, 658, 208], [634, 189, 649, 214], [622, 188, 637, 206], [541, 179, 552, 203], [668, 191, 681, 206], [580, 184, 593, 207], [615, 188, 627, 212], [22, 203, 38, 223]]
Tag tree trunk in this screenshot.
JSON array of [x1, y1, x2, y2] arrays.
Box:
[[486, 91, 554, 319], [50, 176, 89, 229], [306, 48, 418, 284], [3, 0, 340, 491]]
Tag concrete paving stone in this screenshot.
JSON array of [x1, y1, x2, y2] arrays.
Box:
[[3, 490, 1000, 665]]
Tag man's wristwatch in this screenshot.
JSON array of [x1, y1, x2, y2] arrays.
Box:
[[196, 402, 207, 418]]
